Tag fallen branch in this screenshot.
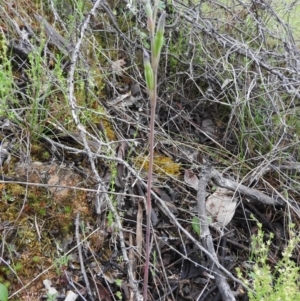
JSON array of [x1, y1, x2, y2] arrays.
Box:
[[209, 168, 285, 206]]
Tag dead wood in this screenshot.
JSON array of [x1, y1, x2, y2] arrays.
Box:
[[197, 165, 236, 301]]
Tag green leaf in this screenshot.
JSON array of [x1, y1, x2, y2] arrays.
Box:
[[116, 291, 122, 300], [192, 216, 201, 236], [158, 0, 166, 10], [0, 283, 8, 301], [115, 279, 122, 287]]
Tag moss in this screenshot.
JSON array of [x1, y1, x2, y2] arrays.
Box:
[[31, 143, 49, 160], [4, 184, 26, 197], [101, 119, 117, 141], [134, 153, 181, 177]]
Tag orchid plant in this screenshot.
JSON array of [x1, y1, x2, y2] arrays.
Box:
[[142, 1, 165, 300]]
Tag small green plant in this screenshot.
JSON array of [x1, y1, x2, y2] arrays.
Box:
[[12, 262, 23, 273], [0, 283, 8, 301], [115, 279, 122, 300], [115, 291, 122, 300], [26, 41, 53, 140], [115, 278, 122, 287], [107, 210, 114, 227], [191, 216, 201, 236], [150, 250, 157, 278], [106, 160, 118, 227], [64, 205, 72, 214], [0, 34, 14, 115], [46, 292, 58, 301], [38, 208, 46, 216], [32, 256, 41, 263], [237, 223, 300, 301], [53, 254, 71, 275]]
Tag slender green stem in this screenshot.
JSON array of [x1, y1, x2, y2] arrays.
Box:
[[152, 0, 160, 26], [143, 32, 160, 301], [142, 3, 165, 299], [143, 75, 157, 301]]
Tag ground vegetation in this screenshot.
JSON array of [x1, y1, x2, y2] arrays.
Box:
[[0, 0, 300, 300]]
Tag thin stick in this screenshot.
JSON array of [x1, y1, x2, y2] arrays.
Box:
[[76, 213, 94, 301]]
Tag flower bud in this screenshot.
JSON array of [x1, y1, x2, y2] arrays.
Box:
[[153, 12, 166, 58], [143, 49, 154, 91], [144, 2, 153, 19]]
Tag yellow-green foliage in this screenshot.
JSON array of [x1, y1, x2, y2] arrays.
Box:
[[0, 34, 7, 61], [237, 223, 300, 301], [0, 34, 13, 107], [101, 119, 117, 141], [134, 153, 180, 177]]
